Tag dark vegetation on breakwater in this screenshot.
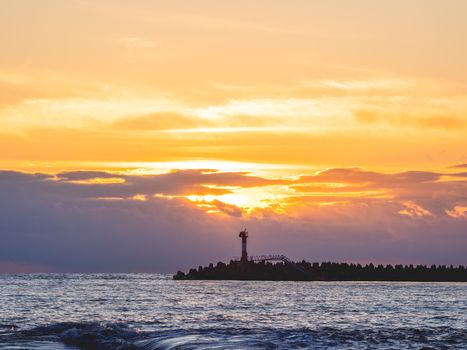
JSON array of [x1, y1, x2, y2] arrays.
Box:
[[173, 260, 467, 282]]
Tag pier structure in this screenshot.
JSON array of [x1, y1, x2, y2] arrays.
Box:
[[236, 230, 309, 275], [173, 228, 467, 281], [239, 228, 248, 262]]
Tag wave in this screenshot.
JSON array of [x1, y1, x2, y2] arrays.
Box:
[[3, 322, 467, 349]]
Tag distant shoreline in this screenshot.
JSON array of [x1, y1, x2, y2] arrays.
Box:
[[174, 260, 467, 282]]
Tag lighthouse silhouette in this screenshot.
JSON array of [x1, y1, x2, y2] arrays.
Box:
[[239, 228, 248, 262]]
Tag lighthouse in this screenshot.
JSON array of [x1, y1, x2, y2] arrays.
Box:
[[239, 228, 248, 262]]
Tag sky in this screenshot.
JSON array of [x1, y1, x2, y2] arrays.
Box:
[[0, 0, 466, 272]]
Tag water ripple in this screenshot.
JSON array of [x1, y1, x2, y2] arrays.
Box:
[[0, 275, 466, 349]]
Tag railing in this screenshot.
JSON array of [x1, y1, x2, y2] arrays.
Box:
[[250, 254, 290, 263], [231, 254, 290, 263]]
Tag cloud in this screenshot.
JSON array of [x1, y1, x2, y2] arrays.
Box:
[[416, 116, 465, 130], [445, 206, 467, 219], [112, 112, 206, 130], [57, 171, 118, 181], [210, 200, 243, 217], [297, 168, 441, 186], [449, 163, 467, 169], [293, 168, 467, 217], [398, 201, 434, 218], [0, 79, 40, 108], [354, 109, 466, 130], [52, 169, 287, 198], [0, 168, 466, 272]]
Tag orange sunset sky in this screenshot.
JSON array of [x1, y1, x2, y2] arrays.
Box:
[[0, 0, 466, 272]]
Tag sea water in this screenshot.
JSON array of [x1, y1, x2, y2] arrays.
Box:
[[0, 274, 466, 349]]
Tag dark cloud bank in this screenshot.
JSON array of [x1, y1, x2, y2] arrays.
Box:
[[0, 169, 466, 273]]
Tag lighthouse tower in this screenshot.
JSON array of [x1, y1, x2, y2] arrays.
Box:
[[239, 228, 248, 262]]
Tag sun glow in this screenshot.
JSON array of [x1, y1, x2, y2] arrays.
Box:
[[65, 177, 126, 185], [185, 185, 295, 213]]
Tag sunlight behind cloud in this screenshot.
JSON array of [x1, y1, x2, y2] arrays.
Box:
[[117, 160, 304, 177]]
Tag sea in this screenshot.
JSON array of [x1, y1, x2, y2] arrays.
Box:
[[0, 274, 466, 349]]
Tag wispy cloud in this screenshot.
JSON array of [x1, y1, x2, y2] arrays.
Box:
[[449, 163, 467, 169]]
